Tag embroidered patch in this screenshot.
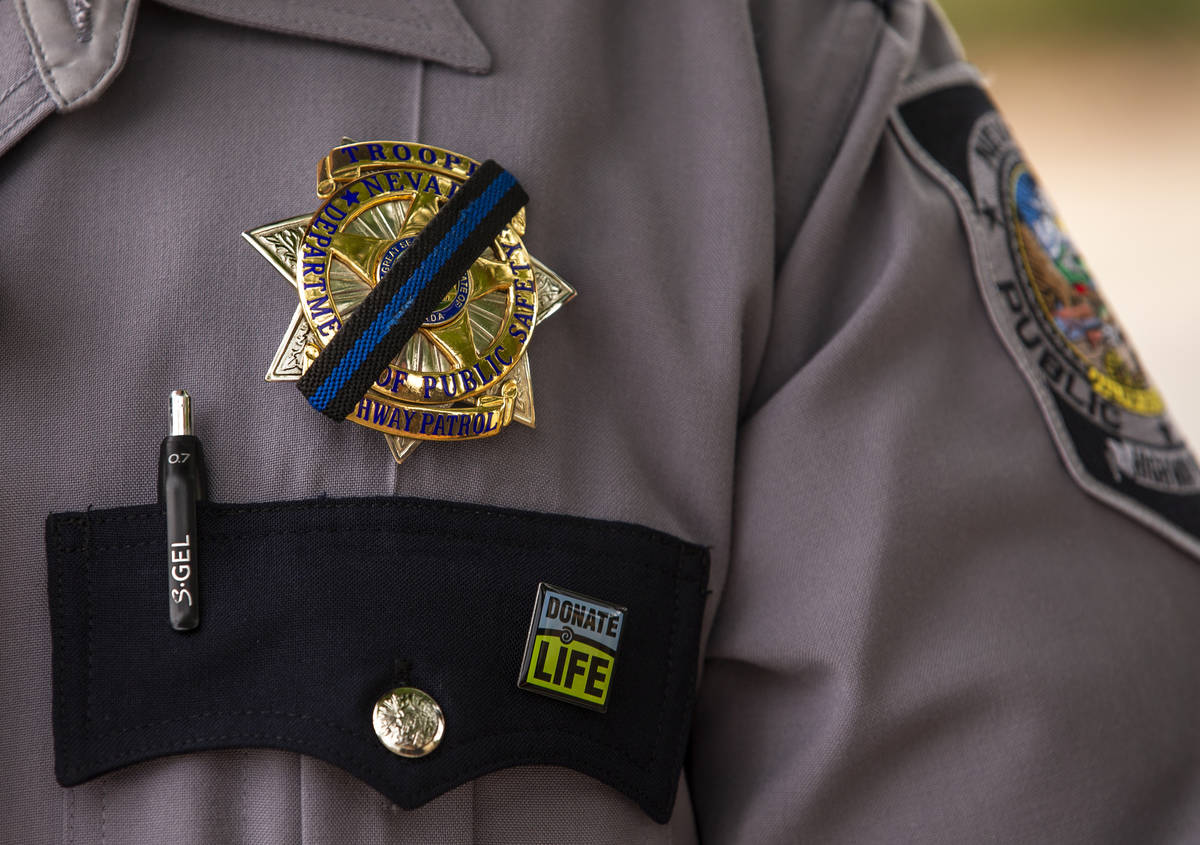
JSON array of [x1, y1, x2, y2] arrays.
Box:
[[898, 84, 1200, 558], [518, 583, 626, 712]]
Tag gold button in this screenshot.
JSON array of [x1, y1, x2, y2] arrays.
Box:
[[372, 687, 445, 758]]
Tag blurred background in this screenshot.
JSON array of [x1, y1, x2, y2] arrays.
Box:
[[937, 0, 1200, 445]]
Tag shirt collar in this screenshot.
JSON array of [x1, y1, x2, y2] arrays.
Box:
[[155, 0, 491, 73], [7, 0, 490, 123]]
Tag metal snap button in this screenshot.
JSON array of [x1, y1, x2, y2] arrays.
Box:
[[371, 687, 445, 758]]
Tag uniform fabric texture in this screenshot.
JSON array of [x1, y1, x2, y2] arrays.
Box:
[[2, 0, 1199, 841]]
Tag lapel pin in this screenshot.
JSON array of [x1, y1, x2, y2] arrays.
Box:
[[518, 583, 626, 712]]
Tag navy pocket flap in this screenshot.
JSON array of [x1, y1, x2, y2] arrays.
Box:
[[46, 496, 709, 823]]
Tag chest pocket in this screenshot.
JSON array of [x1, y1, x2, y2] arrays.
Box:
[[46, 496, 708, 823]]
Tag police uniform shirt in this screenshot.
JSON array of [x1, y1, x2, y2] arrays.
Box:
[[2, 0, 1199, 842]]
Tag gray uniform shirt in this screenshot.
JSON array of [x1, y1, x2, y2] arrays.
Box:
[[2, 0, 1198, 841]]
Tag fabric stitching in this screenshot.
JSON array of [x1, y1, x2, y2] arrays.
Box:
[[92, 709, 371, 739], [83, 511, 95, 737], [410, 58, 424, 142], [99, 780, 108, 845], [66, 729, 662, 806], [15, 0, 65, 102], [298, 753, 306, 845], [276, 16, 472, 76], [58, 498, 697, 551], [54, 622, 699, 770], [66, 722, 659, 780], [67, 733, 663, 810], [50, 519, 69, 788], [161, 2, 484, 66], [0, 69, 36, 106], [50, 499, 707, 803], [15, 0, 135, 106], [55, 530, 704, 582], [670, 552, 707, 775], [239, 748, 248, 836], [70, 731, 391, 781], [51, 622, 699, 808], [54, 576, 697, 775], [64, 785, 75, 844], [0, 95, 51, 143], [75, 0, 133, 105], [649, 539, 683, 767], [72, 660, 677, 769], [188, 0, 438, 32]]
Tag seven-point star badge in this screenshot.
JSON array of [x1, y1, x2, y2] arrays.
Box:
[[243, 141, 575, 465]]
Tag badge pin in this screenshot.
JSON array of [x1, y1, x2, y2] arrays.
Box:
[[244, 141, 576, 465], [518, 583, 626, 712]]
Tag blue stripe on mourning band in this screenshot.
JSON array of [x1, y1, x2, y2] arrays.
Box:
[[307, 170, 516, 412]]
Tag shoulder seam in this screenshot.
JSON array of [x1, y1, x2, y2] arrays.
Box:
[[868, 0, 894, 18], [777, 7, 888, 271], [897, 61, 983, 105]]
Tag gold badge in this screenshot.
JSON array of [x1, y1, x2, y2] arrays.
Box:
[[244, 141, 575, 465]]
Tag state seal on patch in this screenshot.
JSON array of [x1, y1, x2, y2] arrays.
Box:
[[1008, 163, 1163, 418], [897, 84, 1200, 559], [244, 141, 576, 466]]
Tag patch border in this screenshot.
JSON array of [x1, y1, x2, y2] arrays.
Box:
[[517, 582, 627, 713], [892, 87, 1200, 562]]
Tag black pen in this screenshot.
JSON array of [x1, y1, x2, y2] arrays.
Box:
[[159, 390, 207, 631]]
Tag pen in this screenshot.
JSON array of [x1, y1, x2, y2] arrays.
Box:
[[159, 390, 207, 631]]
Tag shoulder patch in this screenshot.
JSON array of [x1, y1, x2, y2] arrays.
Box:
[[896, 84, 1200, 560]]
